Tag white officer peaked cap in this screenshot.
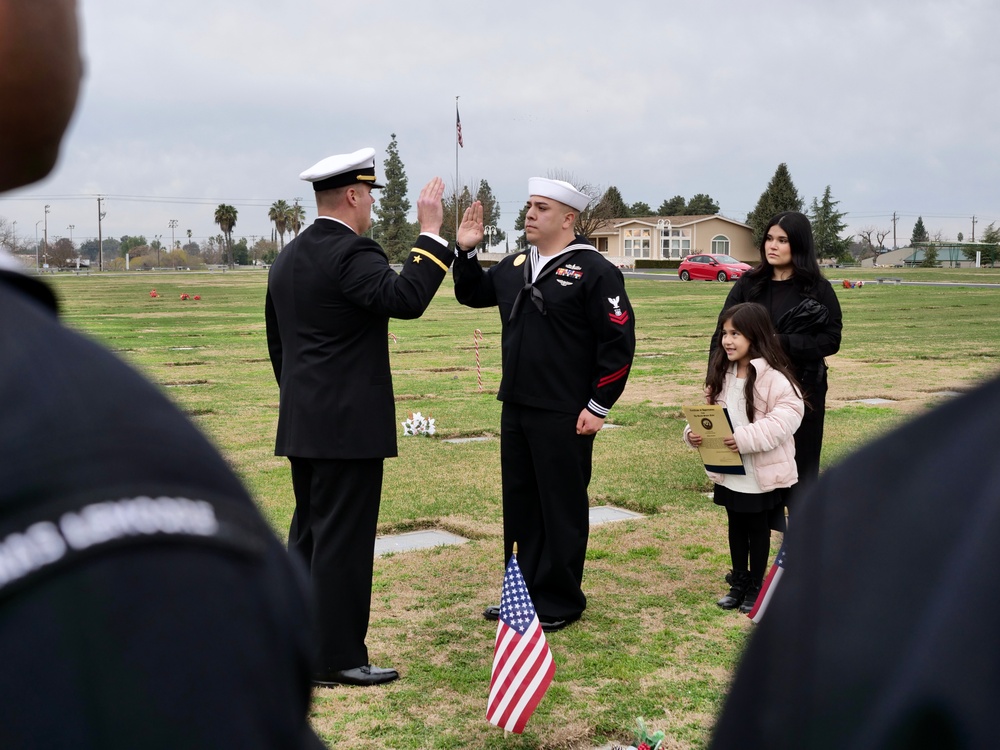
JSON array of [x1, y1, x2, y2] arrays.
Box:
[[527, 177, 590, 212], [300, 147, 385, 191]]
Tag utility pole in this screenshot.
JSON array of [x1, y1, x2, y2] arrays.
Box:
[[972, 215, 977, 243], [97, 196, 106, 271], [891, 211, 898, 249]]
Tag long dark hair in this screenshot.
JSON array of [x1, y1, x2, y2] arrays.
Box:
[[744, 211, 824, 298], [706, 302, 802, 422]]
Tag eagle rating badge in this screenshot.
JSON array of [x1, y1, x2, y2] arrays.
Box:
[[607, 296, 630, 326]]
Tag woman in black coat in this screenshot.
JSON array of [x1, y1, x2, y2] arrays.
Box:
[[712, 211, 842, 512]]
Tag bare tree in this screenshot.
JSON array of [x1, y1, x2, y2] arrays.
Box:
[[856, 226, 891, 261], [545, 170, 613, 239]]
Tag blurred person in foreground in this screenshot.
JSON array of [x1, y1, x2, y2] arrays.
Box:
[[710, 375, 1000, 749], [0, 2, 324, 747]]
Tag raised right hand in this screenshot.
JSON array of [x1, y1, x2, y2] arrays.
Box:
[[457, 201, 484, 249], [416, 177, 445, 235]]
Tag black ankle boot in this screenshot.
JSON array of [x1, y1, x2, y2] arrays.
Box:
[[739, 577, 763, 614], [717, 571, 749, 610]]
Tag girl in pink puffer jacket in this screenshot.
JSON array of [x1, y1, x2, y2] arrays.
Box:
[[685, 302, 804, 614]]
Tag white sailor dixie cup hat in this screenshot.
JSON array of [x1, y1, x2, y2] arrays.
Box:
[[300, 147, 386, 191], [527, 177, 591, 212]]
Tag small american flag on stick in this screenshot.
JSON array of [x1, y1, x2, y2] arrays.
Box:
[[748, 540, 787, 623], [486, 548, 555, 733]]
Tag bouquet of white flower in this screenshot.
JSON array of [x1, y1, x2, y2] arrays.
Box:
[[401, 411, 436, 437]]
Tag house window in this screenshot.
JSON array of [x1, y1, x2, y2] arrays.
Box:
[[660, 229, 691, 259], [597, 237, 609, 253], [711, 235, 730, 254], [623, 228, 650, 258]]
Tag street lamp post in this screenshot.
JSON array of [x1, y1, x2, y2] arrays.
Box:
[[68, 224, 76, 268], [154, 234, 162, 267], [484, 224, 497, 249], [35, 221, 41, 270], [43, 205, 50, 268]]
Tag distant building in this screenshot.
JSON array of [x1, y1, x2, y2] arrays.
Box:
[[585, 214, 756, 267], [478, 214, 756, 268]]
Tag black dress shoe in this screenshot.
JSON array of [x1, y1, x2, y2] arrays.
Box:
[[717, 571, 750, 610], [739, 578, 763, 614], [539, 613, 581, 632], [312, 664, 399, 688], [483, 605, 500, 621]]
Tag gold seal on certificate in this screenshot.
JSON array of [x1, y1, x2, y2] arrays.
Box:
[[682, 404, 746, 475]]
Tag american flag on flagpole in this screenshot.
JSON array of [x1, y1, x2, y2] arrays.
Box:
[[748, 540, 786, 623], [486, 553, 555, 733], [456, 105, 464, 148]]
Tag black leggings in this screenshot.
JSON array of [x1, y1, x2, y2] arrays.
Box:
[[727, 508, 771, 581]]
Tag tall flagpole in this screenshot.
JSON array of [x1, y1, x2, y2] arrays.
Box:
[[455, 95, 460, 240]]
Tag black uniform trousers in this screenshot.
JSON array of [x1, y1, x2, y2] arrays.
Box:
[[500, 403, 594, 621], [288, 456, 383, 675], [788, 374, 827, 510]]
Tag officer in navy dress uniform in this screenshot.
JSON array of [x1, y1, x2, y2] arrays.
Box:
[[266, 150, 482, 686], [453, 178, 637, 631], [0, 3, 322, 747]]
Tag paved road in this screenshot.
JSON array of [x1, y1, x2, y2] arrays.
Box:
[[623, 271, 1000, 289]]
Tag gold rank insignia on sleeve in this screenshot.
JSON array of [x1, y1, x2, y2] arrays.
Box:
[[409, 247, 449, 272]]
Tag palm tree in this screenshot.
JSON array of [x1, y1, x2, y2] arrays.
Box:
[[289, 201, 306, 237], [214, 204, 238, 267], [269, 199, 290, 249]]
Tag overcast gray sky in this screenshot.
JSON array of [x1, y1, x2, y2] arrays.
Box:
[[2, 0, 997, 250]]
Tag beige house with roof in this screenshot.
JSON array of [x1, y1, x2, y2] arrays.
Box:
[[585, 214, 756, 267]]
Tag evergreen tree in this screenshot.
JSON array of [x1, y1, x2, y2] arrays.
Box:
[[630, 201, 653, 216], [476, 179, 506, 247], [910, 216, 929, 245], [373, 133, 416, 263], [441, 185, 473, 246], [514, 203, 529, 250], [232, 237, 250, 266], [657, 195, 686, 216], [746, 163, 803, 245], [920, 244, 939, 267], [809, 186, 852, 262], [685, 193, 720, 215], [597, 185, 629, 218], [966, 222, 1000, 266], [119, 235, 147, 259]]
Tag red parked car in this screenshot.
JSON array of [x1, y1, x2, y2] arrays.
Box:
[[678, 253, 753, 282]]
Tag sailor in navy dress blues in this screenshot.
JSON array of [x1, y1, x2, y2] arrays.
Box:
[[454, 177, 637, 631]]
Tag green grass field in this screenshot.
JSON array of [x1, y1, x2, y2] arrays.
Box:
[[45, 268, 1000, 749]]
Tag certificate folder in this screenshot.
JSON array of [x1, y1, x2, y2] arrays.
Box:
[[683, 404, 746, 475]]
